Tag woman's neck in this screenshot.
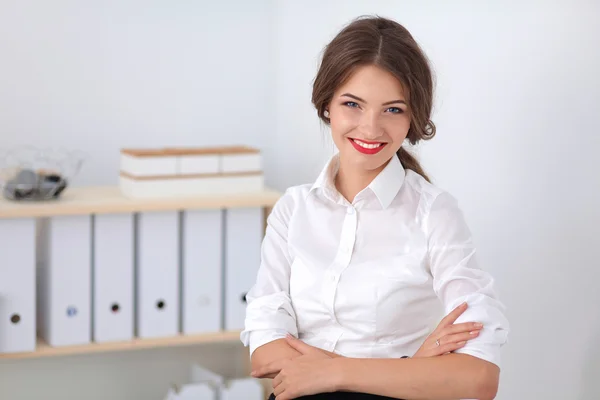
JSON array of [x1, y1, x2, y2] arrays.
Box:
[[335, 160, 385, 204]]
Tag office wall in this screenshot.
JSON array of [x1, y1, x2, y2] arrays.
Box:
[[0, 0, 276, 186]]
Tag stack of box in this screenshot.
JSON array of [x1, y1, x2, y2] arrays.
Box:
[[119, 145, 264, 198]]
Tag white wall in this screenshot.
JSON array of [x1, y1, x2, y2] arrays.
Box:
[[1, 1, 599, 399], [0, 0, 276, 186], [273, 1, 600, 400]]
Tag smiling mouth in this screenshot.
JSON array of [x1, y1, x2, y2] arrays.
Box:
[[349, 138, 387, 154]]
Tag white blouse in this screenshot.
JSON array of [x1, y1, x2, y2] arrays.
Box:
[[240, 153, 509, 368]]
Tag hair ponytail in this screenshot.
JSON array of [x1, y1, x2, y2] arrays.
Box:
[[397, 147, 431, 183]]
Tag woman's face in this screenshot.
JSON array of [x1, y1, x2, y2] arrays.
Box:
[[328, 64, 411, 173]]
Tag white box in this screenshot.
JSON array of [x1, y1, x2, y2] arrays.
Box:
[[37, 215, 92, 347], [136, 211, 179, 338], [222, 378, 264, 400], [120, 152, 178, 177], [181, 210, 222, 334], [119, 174, 264, 199], [92, 213, 134, 343], [224, 208, 263, 331], [0, 218, 36, 353], [179, 154, 220, 175], [164, 383, 216, 400], [220, 153, 261, 173], [163, 364, 263, 400], [164, 364, 221, 400]]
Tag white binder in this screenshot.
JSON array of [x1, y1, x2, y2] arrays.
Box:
[[0, 218, 36, 353], [181, 210, 222, 334], [136, 211, 179, 338], [37, 215, 92, 347], [224, 207, 263, 331], [92, 213, 134, 343]]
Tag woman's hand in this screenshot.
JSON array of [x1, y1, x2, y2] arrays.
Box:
[[413, 302, 483, 358], [251, 334, 339, 379], [251, 335, 342, 399]]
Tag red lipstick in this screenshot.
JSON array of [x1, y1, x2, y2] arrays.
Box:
[[349, 138, 387, 155]]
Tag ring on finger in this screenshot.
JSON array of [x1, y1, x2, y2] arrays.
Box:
[[435, 339, 441, 347]]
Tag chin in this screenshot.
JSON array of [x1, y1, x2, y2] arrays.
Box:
[[346, 151, 393, 172]]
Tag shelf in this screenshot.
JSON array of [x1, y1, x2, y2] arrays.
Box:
[[0, 330, 243, 360], [0, 186, 282, 218]]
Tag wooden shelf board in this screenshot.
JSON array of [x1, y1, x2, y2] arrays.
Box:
[[0, 330, 243, 360], [0, 186, 281, 218]]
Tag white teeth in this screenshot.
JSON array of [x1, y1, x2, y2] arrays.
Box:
[[354, 139, 382, 149]]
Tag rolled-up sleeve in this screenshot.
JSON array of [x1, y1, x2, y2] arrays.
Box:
[[240, 189, 298, 355], [425, 191, 510, 368]]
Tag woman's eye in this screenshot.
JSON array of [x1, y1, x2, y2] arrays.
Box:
[[343, 101, 359, 108], [386, 107, 404, 114]]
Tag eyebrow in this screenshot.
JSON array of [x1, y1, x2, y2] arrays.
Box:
[[341, 93, 406, 106]]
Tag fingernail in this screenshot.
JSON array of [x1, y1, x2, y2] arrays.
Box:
[[458, 341, 466, 345], [470, 331, 479, 335], [474, 323, 483, 328], [461, 302, 468, 308]]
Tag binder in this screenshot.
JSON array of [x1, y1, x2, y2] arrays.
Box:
[[0, 218, 36, 353], [224, 207, 263, 331], [92, 213, 134, 343], [136, 211, 179, 338], [181, 210, 222, 334], [37, 215, 92, 346]]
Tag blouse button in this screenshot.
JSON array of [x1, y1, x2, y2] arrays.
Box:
[[346, 206, 355, 215]]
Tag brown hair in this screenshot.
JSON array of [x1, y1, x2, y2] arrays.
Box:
[[312, 15, 436, 182]]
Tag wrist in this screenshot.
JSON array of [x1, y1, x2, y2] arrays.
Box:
[[330, 357, 350, 392]]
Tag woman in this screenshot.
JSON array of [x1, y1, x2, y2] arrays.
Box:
[[241, 15, 509, 400]]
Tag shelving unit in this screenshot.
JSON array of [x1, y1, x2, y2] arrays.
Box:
[[0, 185, 281, 218], [0, 185, 281, 370], [0, 330, 243, 360]]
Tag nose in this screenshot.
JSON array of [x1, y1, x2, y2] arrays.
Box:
[[358, 110, 383, 139]]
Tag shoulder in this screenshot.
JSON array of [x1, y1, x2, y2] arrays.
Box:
[[268, 183, 313, 223], [403, 170, 465, 231], [403, 169, 454, 207], [284, 183, 314, 200]]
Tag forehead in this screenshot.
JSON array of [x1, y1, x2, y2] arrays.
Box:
[[335, 64, 406, 101]]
